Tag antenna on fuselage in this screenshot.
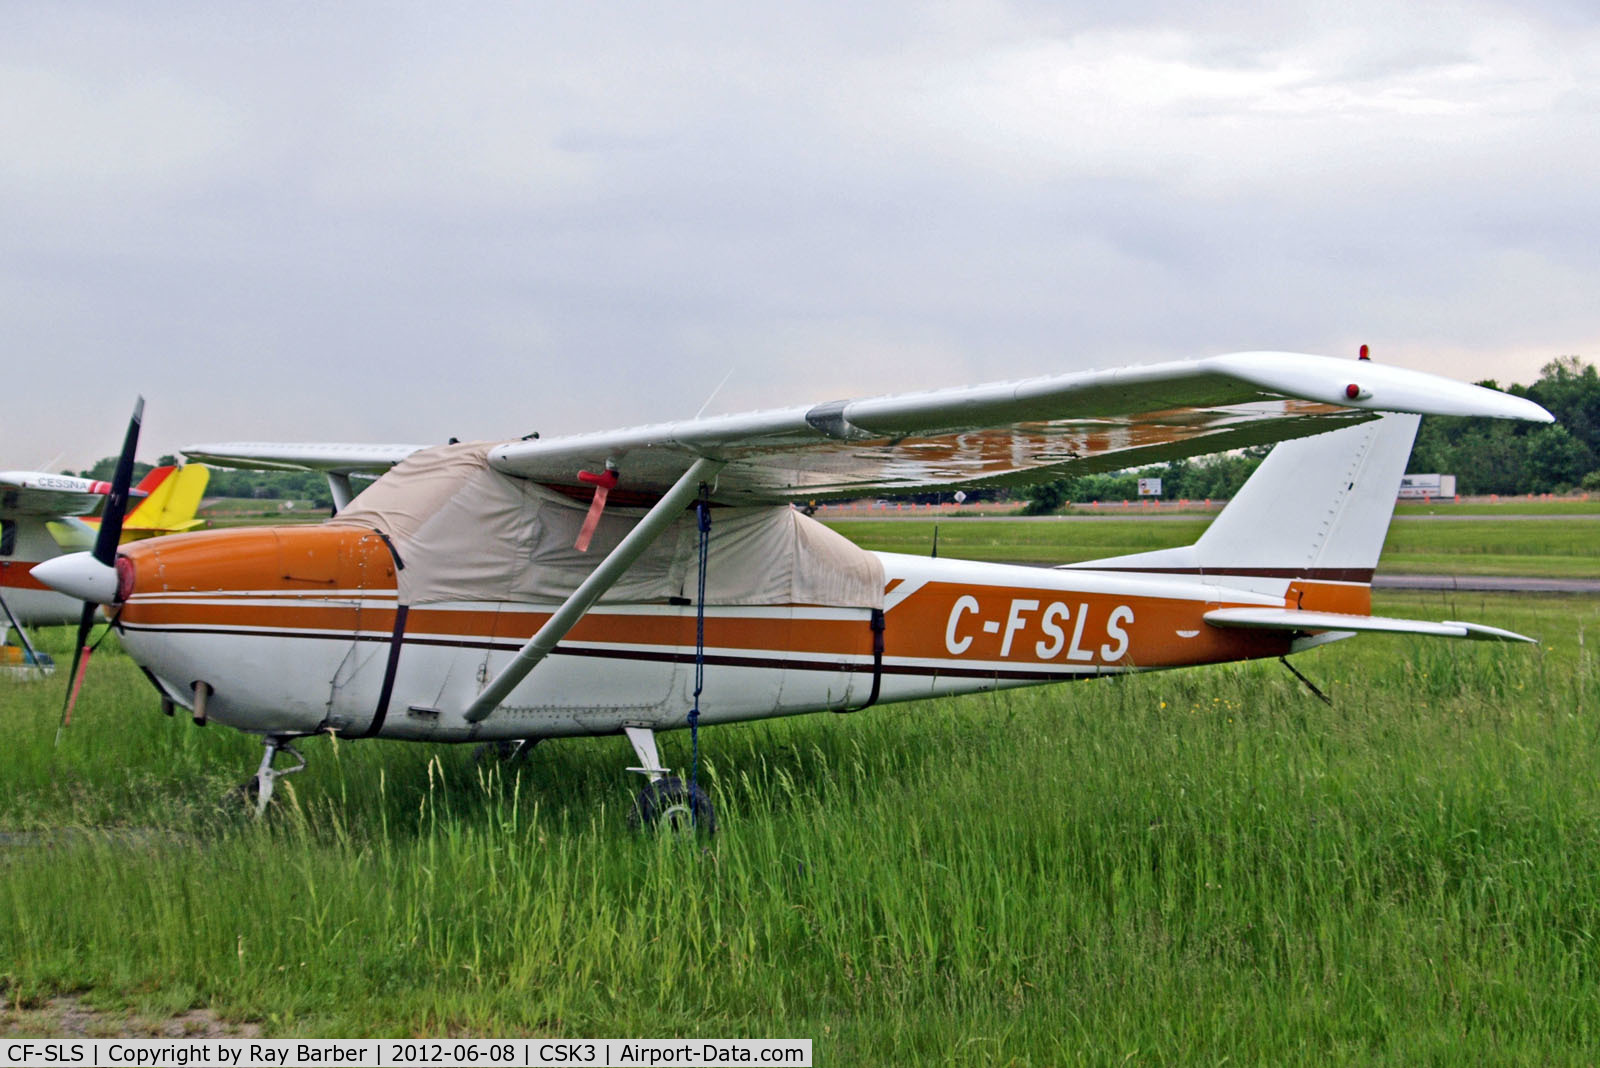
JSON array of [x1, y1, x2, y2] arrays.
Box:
[[694, 367, 736, 421]]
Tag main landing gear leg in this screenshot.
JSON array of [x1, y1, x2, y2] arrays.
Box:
[[623, 724, 714, 834], [244, 734, 307, 817]]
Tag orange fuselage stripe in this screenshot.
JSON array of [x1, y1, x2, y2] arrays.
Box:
[[0, 562, 52, 591], [119, 525, 1309, 670]]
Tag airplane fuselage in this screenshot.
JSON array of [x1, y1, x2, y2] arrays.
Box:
[[0, 514, 97, 626], [113, 524, 1337, 741]]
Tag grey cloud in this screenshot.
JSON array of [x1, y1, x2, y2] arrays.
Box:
[[3, 1, 1597, 465]]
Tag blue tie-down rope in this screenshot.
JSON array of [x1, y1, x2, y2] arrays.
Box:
[[689, 485, 711, 822]]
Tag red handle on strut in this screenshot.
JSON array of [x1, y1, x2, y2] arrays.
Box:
[[574, 468, 619, 552]]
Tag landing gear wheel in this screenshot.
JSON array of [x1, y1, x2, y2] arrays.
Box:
[[628, 776, 715, 835]]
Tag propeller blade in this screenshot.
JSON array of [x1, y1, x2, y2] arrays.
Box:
[[92, 396, 144, 565], [57, 601, 98, 740], [57, 396, 144, 742]]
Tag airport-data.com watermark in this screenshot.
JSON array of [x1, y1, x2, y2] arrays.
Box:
[[1, 1039, 811, 1068]]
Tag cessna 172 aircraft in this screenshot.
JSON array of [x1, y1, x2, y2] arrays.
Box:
[[0, 464, 209, 673], [35, 351, 1551, 828]]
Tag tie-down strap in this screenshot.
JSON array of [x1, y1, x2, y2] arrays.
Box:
[[836, 608, 886, 714]]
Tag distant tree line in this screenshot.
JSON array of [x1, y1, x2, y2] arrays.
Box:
[[202, 468, 338, 508], [1409, 356, 1600, 496], [1021, 356, 1600, 513], [1020, 448, 1271, 515], [72, 454, 338, 510]]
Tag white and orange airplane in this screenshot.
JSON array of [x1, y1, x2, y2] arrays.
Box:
[[0, 463, 209, 672], [35, 352, 1551, 826]]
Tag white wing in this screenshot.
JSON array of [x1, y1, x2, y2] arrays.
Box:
[[485, 351, 1550, 502], [181, 352, 1551, 504], [180, 442, 427, 474]]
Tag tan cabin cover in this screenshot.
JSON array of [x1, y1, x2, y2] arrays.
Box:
[[334, 442, 883, 608]]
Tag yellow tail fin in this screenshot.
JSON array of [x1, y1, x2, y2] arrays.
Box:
[[123, 464, 211, 536]]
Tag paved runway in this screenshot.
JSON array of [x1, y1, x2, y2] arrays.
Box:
[[1375, 574, 1600, 594]]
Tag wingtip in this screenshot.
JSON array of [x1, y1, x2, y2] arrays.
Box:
[[1464, 389, 1554, 424], [1211, 352, 1562, 423], [1443, 620, 1540, 643]]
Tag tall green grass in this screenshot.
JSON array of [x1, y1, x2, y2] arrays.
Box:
[[2, 594, 1599, 1061]]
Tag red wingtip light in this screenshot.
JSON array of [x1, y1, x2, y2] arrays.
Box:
[[1346, 383, 1362, 399], [1358, 344, 1370, 361]]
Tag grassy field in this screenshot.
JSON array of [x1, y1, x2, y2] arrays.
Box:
[[3, 593, 1599, 1060], [1381, 519, 1600, 578], [826, 516, 1600, 576], [821, 496, 1600, 520], [826, 517, 1212, 565], [200, 499, 327, 528]]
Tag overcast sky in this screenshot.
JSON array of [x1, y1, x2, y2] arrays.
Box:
[[6, 1, 1598, 469]]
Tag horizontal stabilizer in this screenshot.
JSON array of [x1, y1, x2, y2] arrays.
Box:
[[1204, 607, 1536, 643]]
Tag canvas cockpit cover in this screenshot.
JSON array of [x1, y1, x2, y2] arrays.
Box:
[[333, 442, 884, 609]]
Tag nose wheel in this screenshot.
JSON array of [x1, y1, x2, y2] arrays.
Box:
[[235, 734, 307, 816]]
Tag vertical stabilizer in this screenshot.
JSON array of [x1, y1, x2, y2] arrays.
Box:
[[123, 466, 177, 528], [1188, 412, 1419, 576], [123, 464, 211, 535], [1064, 413, 1420, 606]]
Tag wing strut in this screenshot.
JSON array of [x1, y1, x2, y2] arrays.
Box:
[[0, 589, 48, 674], [463, 457, 726, 724], [326, 473, 354, 513]]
